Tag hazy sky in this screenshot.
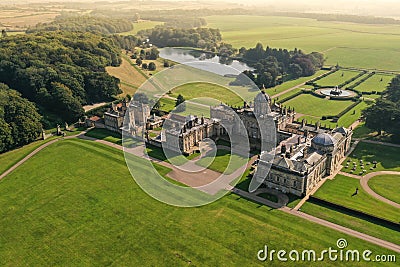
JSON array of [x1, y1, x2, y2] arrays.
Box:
[[2, 0, 400, 17]]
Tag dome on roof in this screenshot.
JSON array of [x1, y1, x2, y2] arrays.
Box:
[[254, 91, 270, 103], [312, 133, 336, 147]]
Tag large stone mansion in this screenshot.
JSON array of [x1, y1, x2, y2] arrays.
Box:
[[104, 91, 352, 196]]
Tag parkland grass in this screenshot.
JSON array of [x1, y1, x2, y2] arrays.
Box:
[[120, 20, 164, 35], [267, 70, 327, 96], [206, 15, 400, 70], [313, 174, 399, 222], [368, 174, 400, 204], [0, 138, 395, 266]]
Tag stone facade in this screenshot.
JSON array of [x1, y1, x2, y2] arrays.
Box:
[[122, 91, 352, 196]]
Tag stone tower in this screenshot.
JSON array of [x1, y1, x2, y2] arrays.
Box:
[[254, 91, 271, 117]]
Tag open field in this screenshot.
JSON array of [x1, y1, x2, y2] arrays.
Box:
[[195, 149, 247, 174], [106, 57, 147, 96], [267, 70, 327, 96], [301, 202, 400, 245], [354, 74, 395, 93], [315, 70, 362, 87], [297, 100, 370, 128], [284, 94, 354, 117], [0, 139, 395, 266], [368, 174, 400, 204], [206, 15, 400, 71], [342, 142, 400, 174], [0, 10, 59, 28], [313, 174, 399, 223], [121, 20, 164, 35]]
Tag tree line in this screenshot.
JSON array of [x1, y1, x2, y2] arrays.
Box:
[[0, 84, 42, 153], [27, 15, 134, 34], [0, 31, 124, 127], [137, 27, 222, 50], [363, 76, 400, 136], [240, 43, 324, 88]]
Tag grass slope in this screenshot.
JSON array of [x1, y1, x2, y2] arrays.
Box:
[[368, 174, 400, 204], [0, 139, 396, 266], [313, 175, 399, 222]]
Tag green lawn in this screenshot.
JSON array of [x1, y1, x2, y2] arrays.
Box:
[[368, 174, 400, 204], [315, 70, 362, 87], [85, 128, 122, 145], [0, 138, 396, 266], [267, 70, 327, 96], [206, 15, 400, 70], [354, 74, 395, 93], [196, 149, 248, 175], [0, 137, 56, 175], [297, 100, 370, 128], [342, 142, 400, 174], [313, 174, 399, 222], [170, 82, 243, 107], [145, 145, 200, 166], [284, 94, 354, 117], [301, 202, 400, 245]]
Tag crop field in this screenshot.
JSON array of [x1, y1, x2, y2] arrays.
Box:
[[342, 141, 400, 174], [315, 70, 362, 87], [121, 20, 164, 35], [206, 15, 400, 71], [312, 174, 399, 223], [354, 74, 395, 93], [368, 174, 400, 204], [0, 10, 59, 28], [0, 138, 395, 266], [284, 94, 354, 117]]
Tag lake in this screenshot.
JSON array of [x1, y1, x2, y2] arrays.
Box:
[[159, 47, 253, 76]]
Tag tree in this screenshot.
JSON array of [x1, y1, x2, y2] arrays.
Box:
[[136, 58, 142, 66], [289, 63, 303, 78], [142, 63, 148, 70], [1, 29, 7, 38], [363, 99, 397, 135], [175, 94, 186, 112], [0, 83, 42, 153], [148, 62, 156, 71]]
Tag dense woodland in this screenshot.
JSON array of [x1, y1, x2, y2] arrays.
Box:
[[137, 27, 222, 50], [27, 15, 134, 34], [363, 76, 400, 136], [240, 43, 324, 88], [0, 31, 125, 127], [0, 84, 42, 153]]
